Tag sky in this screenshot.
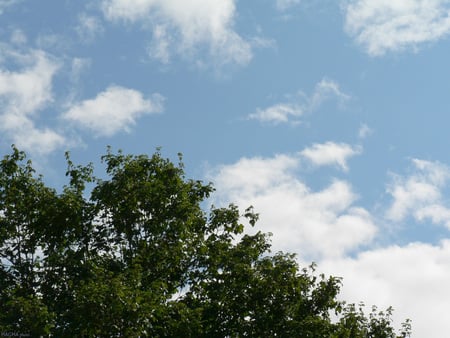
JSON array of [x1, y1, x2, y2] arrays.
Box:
[[1, 0, 450, 336]]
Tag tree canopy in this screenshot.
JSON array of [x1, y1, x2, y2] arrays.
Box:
[[0, 147, 411, 337]]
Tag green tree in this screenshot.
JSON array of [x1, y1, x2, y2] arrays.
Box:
[[0, 146, 411, 337]]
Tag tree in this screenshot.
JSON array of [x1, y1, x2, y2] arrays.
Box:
[[0, 146, 411, 337]]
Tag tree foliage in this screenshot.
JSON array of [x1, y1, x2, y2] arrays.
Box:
[[0, 146, 411, 337]]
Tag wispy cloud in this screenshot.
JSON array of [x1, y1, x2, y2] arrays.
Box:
[[248, 103, 304, 124], [343, 0, 450, 56], [208, 152, 376, 259], [62, 85, 164, 137], [10, 29, 27, 45], [70, 57, 91, 84], [147, 25, 172, 64], [76, 13, 104, 43], [0, 0, 21, 15], [275, 0, 301, 11], [358, 123, 373, 139], [310, 78, 350, 109], [249, 78, 350, 124], [300, 142, 362, 171], [101, 0, 252, 68]]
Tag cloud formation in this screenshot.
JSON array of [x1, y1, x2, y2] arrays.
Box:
[[248, 103, 304, 124], [300, 142, 362, 171], [208, 152, 376, 259], [101, 0, 252, 67], [386, 158, 450, 228], [209, 153, 450, 337], [343, 0, 450, 56], [63, 85, 164, 137], [321, 240, 450, 338], [249, 78, 349, 124], [0, 47, 65, 154]]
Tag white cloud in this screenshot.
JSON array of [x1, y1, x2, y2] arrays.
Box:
[[276, 0, 301, 11], [248, 103, 303, 124], [416, 204, 450, 228], [310, 78, 351, 109], [386, 158, 450, 228], [0, 48, 65, 154], [12, 122, 66, 155], [343, 0, 450, 56], [387, 178, 440, 221], [249, 36, 277, 49], [208, 152, 450, 337], [70, 57, 91, 84], [147, 25, 172, 64], [208, 153, 377, 259], [320, 240, 450, 338], [249, 78, 350, 124], [300, 142, 362, 171], [62, 85, 164, 137], [0, 50, 57, 115], [101, 0, 252, 67]]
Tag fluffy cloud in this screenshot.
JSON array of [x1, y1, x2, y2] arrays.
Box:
[[208, 152, 377, 259], [343, 0, 450, 56], [249, 78, 349, 124], [63, 86, 164, 137], [0, 50, 56, 115], [101, 0, 252, 67], [320, 240, 450, 338], [209, 152, 450, 337], [12, 122, 66, 155], [386, 158, 450, 228], [300, 142, 362, 171], [415, 204, 450, 228], [0, 48, 65, 154]]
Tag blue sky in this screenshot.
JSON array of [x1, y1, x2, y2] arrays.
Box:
[[2, 1, 450, 336]]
